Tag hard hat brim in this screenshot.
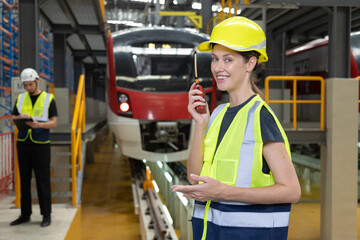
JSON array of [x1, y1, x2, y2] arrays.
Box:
[[197, 41, 268, 62], [198, 41, 212, 52]]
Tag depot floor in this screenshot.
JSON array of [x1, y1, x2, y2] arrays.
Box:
[[1, 133, 359, 239], [79, 134, 359, 239]]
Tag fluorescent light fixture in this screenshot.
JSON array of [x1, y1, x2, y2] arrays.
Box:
[[222, 7, 236, 14], [212, 5, 221, 12], [152, 180, 159, 193], [157, 161, 163, 168], [164, 172, 173, 183], [107, 20, 143, 27], [162, 204, 173, 224], [192, 2, 221, 12], [131, 47, 193, 56], [176, 192, 188, 206], [192, 2, 201, 9]]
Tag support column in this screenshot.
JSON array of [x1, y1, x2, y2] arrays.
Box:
[[200, 0, 213, 34], [320, 78, 358, 240], [85, 66, 93, 98], [53, 33, 66, 87], [73, 56, 83, 93], [19, 0, 39, 71], [328, 7, 351, 78], [265, 32, 283, 79]]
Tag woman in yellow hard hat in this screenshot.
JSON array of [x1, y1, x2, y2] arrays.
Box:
[[172, 17, 301, 240]]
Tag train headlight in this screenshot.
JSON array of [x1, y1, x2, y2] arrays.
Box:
[[117, 92, 133, 117], [120, 102, 130, 112], [119, 94, 128, 103]]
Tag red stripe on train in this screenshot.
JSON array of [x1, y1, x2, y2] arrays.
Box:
[[115, 88, 211, 120]]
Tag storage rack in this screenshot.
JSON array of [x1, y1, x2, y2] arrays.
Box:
[[39, 28, 54, 93], [0, 0, 18, 133]]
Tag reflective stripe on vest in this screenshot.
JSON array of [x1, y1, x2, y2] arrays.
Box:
[[193, 201, 290, 228], [17, 91, 52, 121], [195, 95, 291, 239], [16, 91, 53, 143]]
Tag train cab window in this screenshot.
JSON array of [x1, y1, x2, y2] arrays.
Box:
[[114, 43, 212, 92]]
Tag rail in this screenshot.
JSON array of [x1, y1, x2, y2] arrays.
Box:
[[71, 74, 86, 206], [129, 159, 178, 240], [0, 132, 14, 200], [264, 76, 325, 130]]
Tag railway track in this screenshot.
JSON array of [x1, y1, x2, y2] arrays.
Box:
[[129, 159, 178, 240]]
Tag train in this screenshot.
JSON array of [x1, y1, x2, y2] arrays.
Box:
[[106, 27, 217, 162], [283, 31, 360, 121], [286, 31, 360, 78]]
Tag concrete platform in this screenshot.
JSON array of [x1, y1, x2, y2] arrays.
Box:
[[0, 196, 78, 240]]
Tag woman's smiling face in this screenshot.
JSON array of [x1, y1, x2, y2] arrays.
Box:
[[211, 44, 248, 93]]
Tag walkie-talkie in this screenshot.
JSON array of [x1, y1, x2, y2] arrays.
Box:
[[193, 52, 206, 114]]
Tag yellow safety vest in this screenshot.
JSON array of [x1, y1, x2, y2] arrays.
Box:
[[16, 91, 54, 144], [193, 95, 292, 240]]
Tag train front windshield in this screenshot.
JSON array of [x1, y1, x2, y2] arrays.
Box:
[[114, 43, 212, 92]]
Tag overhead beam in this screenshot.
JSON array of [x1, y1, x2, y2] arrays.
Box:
[[291, 15, 328, 37], [92, 0, 107, 44], [274, 8, 328, 35], [108, 1, 146, 10], [55, 0, 98, 66], [306, 23, 328, 37], [267, 9, 292, 24], [254, 0, 360, 7], [51, 24, 102, 34], [73, 50, 106, 57], [268, 7, 313, 30]]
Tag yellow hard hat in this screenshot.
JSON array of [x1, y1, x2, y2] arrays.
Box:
[[198, 17, 268, 62]]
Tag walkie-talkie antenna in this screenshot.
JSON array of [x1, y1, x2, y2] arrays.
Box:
[[194, 51, 199, 84]]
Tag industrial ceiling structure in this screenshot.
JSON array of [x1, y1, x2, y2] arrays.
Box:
[[35, 0, 360, 76], [104, 0, 360, 48], [39, 0, 107, 67]]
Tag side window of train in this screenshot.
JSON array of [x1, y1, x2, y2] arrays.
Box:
[[115, 52, 137, 78], [196, 52, 213, 88], [294, 62, 301, 75], [134, 55, 151, 76], [294, 59, 310, 76]]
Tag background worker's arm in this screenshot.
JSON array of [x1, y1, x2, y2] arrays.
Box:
[[25, 116, 58, 129], [10, 113, 31, 125]]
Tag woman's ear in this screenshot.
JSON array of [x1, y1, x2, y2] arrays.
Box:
[[247, 56, 258, 72]]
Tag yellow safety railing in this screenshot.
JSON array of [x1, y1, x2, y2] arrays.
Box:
[[14, 127, 20, 207], [71, 74, 86, 206], [46, 82, 55, 94], [264, 76, 325, 130]]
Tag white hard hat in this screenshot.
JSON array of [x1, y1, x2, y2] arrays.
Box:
[[20, 68, 39, 82]]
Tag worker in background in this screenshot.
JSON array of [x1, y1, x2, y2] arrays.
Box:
[[10, 68, 58, 227], [172, 17, 301, 239]]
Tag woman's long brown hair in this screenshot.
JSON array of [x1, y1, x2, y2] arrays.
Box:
[[239, 51, 265, 101]]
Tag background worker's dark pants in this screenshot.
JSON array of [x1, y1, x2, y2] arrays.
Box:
[[17, 141, 51, 217]]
